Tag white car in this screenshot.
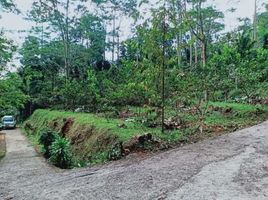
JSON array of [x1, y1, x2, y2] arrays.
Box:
[[2, 116, 16, 129]]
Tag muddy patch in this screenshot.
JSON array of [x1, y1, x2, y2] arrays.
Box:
[[123, 133, 167, 155], [60, 118, 74, 136]]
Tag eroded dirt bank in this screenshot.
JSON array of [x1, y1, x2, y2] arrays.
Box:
[[1, 121, 268, 200], [0, 133, 5, 159]]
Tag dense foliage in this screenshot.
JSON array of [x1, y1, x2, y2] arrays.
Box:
[[0, 0, 267, 166], [39, 129, 57, 158], [14, 0, 267, 119], [39, 129, 73, 168], [0, 0, 267, 123], [25, 103, 268, 165], [0, 73, 27, 116], [0, 1, 26, 117], [49, 136, 73, 169]]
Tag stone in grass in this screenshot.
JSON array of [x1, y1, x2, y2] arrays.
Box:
[[118, 123, 127, 129]]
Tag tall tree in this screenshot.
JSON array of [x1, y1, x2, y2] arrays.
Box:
[[253, 0, 257, 41], [257, 4, 268, 48], [0, 32, 16, 74], [29, 0, 77, 80], [0, 0, 19, 13], [93, 0, 138, 62], [184, 0, 224, 67]]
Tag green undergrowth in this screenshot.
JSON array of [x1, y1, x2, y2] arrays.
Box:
[[23, 109, 166, 166], [23, 102, 268, 167], [206, 102, 268, 127]]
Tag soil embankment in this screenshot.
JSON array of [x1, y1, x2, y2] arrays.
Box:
[[0, 133, 5, 160]]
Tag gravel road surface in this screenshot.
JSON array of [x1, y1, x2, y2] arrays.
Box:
[[1, 121, 268, 200]]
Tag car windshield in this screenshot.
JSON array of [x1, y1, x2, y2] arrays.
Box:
[[2, 116, 14, 122]]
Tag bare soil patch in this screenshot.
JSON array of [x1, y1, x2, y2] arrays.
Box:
[[0, 133, 6, 160]]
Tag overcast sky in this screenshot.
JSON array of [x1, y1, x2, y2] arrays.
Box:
[[0, 0, 266, 67]]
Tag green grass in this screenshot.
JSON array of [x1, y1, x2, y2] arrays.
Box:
[[27, 109, 160, 142], [23, 109, 163, 164], [23, 109, 186, 165], [23, 102, 268, 166], [209, 101, 268, 112], [28, 108, 189, 143], [205, 102, 268, 127]]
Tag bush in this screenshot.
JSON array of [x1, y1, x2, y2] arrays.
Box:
[[255, 104, 265, 115], [49, 136, 74, 169], [229, 89, 243, 100], [211, 91, 224, 101], [107, 142, 123, 161], [39, 129, 57, 158]]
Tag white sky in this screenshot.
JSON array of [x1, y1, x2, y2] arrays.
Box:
[[0, 0, 266, 67]]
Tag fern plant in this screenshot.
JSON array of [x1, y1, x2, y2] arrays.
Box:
[[39, 129, 57, 158], [49, 136, 74, 169]]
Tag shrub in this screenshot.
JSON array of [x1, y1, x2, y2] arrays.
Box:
[[229, 89, 243, 100], [39, 129, 57, 158], [211, 91, 224, 101], [49, 136, 74, 169], [255, 104, 265, 115], [107, 142, 123, 161]]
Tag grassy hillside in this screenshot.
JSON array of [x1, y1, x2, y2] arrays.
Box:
[[23, 102, 268, 166], [23, 109, 162, 165]]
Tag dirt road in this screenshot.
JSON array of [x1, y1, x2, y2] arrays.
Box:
[[1, 121, 268, 200]]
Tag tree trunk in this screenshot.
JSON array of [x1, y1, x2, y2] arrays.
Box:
[[189, 32, 193, 67], [64, 0, 70, 80], [201, 39, 207, 67], [195, 41, 198, 64], [161, 2, 167, 134], [253, 0, 257, 42], [189, 43, 193, 66], [112, 8, 116, 62], [176, 1, 183, 68], [117, 29, 120, 61], [176, 34, 182, 67]]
